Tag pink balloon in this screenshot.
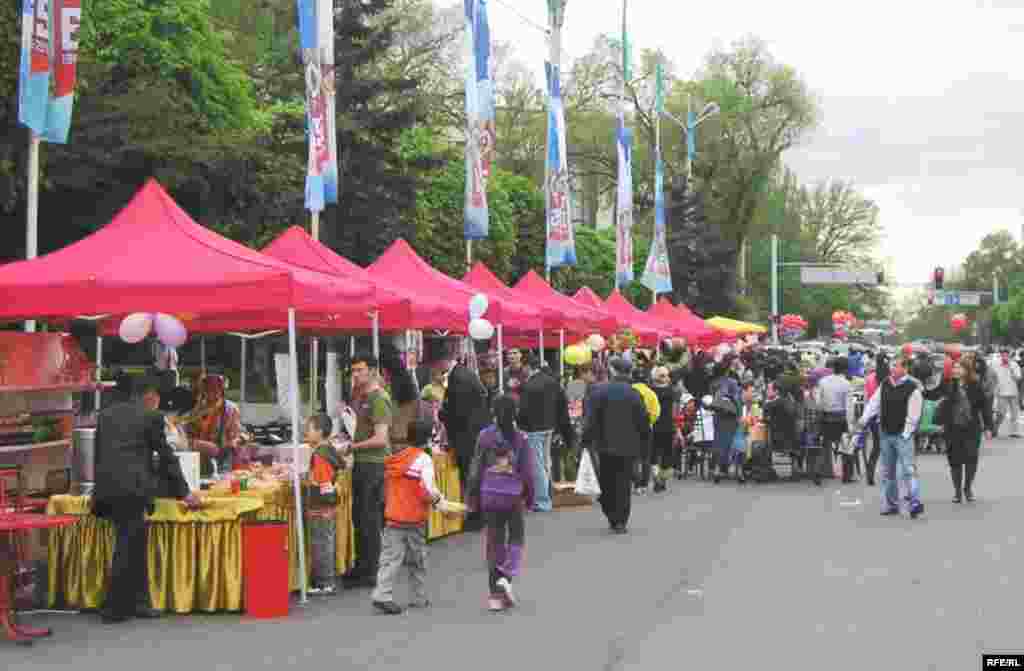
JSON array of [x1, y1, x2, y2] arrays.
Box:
[[154, 313, 187, 348], [119, 313, 153, 344]]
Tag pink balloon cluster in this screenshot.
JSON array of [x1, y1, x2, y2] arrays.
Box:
[[119, 313, 188, 347]]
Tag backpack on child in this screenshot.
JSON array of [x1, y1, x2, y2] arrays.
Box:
[[479, 428, 525, 513]]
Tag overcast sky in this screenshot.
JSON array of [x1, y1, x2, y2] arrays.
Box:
[[477, 0, 1024, 285]]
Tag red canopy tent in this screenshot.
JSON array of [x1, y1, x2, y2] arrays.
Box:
[[602, 290, 669, 346], [513, 271, 616, 337], [464, 262, 562, 330], [0, 180, 378, 326], [262, 226, 463, 332], [367, 240, 542, 333], [647, 298, 720, 346]]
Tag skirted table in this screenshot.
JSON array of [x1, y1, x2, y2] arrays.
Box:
[[428, 451, 464, 540], [46, 453, 461, 613]]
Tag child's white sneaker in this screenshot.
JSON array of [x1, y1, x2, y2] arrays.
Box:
[[496, 577, 516, 607]]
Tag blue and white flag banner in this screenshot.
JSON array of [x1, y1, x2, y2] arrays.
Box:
[[297, 0, 336, 212], [318, 0, 338, 204], [615, 114, 634, 287], [19, 0, 50, 135], [641, 153, 672, 293], [463, 0, 494, 240], [545, 61, 576, 268], [42, 0, 80, 144]]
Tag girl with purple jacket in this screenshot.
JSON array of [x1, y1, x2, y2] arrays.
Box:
[[467, 395, 536, 612]]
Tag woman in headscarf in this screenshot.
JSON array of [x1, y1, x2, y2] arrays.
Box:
[[188, 374, 242, 477]]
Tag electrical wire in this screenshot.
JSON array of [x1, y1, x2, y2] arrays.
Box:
[[490, 0, 551, 37]]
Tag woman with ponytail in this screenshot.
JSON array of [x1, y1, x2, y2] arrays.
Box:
[[467, 395, 535, 612]]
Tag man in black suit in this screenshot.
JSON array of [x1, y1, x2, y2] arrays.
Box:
[[581, 356, 651, 534], [93, 377, 199, 623]]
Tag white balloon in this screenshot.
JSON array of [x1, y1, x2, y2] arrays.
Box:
[[154, 313, 188, 348], [468, 318, 495, 341], [469, 293, 489, 320], [119, 313, 153, 344], [587, 334, 606, 352]]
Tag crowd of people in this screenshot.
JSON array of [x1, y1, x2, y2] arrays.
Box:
[[88, 335, 1023, 620]]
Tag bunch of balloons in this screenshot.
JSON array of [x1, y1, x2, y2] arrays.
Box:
[[563, 343, 593, 366], [467, 293, 495, 340], [119, 313, 188, 347], [831, 310, 855, 327], [781, 314, 808, 330], [950, 313, 968, 333]]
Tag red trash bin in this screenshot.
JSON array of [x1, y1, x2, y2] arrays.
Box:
[[243, 522, 290, 618]]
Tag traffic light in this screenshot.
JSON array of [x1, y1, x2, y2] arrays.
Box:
[[933, 267, 944, 290], [876, 271, 885, 286]]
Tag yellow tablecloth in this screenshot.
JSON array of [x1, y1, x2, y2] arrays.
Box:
[[428, 451, 464, 540], [46, 495, 264, 613]]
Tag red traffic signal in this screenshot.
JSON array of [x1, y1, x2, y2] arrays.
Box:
[[933, 267, 944, 290]]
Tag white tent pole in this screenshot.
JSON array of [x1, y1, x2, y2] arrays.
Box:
[[239, 337, 247, 423], [497, 324, 504, 392], [288, 308, 308, 603], [371, 312, 380, 364], [94, 336, 103, 411], [311, 337, 319, 412], [24, 133, 39, 334], [559, 329, 565, 380], [539, 330, 544, 364]]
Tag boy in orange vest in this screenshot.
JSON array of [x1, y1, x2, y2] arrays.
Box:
[[371, 418, 453, 614]]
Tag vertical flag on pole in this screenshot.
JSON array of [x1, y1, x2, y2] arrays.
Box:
[[19, 0, 50, 135], [642, 62, 672, 294], [298, 0, 336, 212], [464, 0, 494, 240], [318, 0, 338, 204], [42, 0, 80, 144], [545, 61, 575, 268], [614, 0, 633, 288]]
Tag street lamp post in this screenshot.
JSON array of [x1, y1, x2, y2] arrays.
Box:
[[660, 99, 720, 182]]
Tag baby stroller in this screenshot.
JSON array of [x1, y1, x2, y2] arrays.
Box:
[[683, 403, 715, 480]]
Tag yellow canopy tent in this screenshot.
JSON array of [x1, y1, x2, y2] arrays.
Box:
[[706, 316, 768, 334]]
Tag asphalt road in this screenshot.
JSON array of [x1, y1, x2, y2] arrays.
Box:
[[8, 437, 1024, 671]]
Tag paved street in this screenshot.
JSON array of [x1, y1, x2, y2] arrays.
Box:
[[8, 438, 1024, 670]]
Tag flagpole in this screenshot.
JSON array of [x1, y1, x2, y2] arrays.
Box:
[[651, 58, 661, 308], [311, 211, 319, 412], [25, 132, 40, 333]]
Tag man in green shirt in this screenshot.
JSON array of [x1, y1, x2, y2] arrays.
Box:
[[344, 351, 394, 588]]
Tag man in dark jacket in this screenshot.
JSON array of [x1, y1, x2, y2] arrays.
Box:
[[518, 354, 574, 511], [581, 356, 651, 533], [93, 377, 199, 623]]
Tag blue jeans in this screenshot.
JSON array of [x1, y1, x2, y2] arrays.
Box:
[[878, 433, 919, 512], [526, 430, 553, 512]]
